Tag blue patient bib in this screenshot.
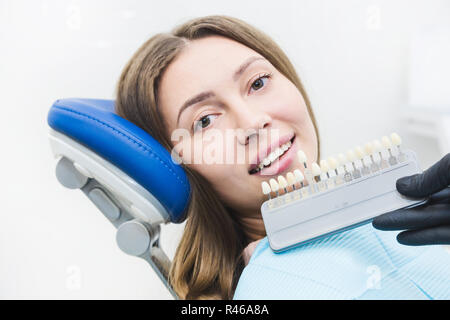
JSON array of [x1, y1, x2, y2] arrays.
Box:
[[233, 223, 450, 299]]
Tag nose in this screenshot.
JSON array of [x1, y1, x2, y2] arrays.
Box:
[[236, 106, 272, 145]]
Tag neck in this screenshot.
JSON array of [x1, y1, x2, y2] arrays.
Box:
[[239, 214, 266, 242]]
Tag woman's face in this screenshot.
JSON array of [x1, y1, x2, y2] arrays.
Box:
[[158, 35, 318, 217]]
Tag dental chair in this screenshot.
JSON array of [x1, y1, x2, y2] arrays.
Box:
[[47, 98, 191, 299]]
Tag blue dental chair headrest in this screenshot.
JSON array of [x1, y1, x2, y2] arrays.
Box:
[[47, 98, 191, 223]]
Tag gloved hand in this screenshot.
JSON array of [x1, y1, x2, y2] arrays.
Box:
[[372, 153, 450, 245]]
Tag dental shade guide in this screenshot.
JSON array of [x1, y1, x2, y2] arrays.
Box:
[[259, 133, 428, 253]]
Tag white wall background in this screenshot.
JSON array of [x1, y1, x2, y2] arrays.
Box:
[[0, 0, 449, 299]]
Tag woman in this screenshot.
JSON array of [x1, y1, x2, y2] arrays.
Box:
[[115, 15, 320, 299], [115, 14, 450, 300]]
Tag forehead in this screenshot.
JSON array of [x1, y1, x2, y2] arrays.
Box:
[[158, 36, 264, 124], [165, 35, 262, 82]]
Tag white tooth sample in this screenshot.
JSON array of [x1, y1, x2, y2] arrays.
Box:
[[337, 153, 348, 173], [293, 169, 304, 182], [269, 178, 279, 192], [372, 140, 382, 163], [320, 159, 329, 172], [277, 175, 288, 189], [319, 160, 329, 181], [263, 158, 271, 166], [297, 150, 307, 163], [381, 136, 392, 149], [390, 132, 402, 146], [311, 162, 321, 176], [281, 143, 289, 152], [346, 149, 356, 162], [364, 142, 374, 155], [355, 146, 365, 159], [373, 139, 382, 153], [327, 156, 338, 170], [261, 181, 271, 195], [390, 132, 406, 162], [373, 139, 388, 169], [338, 153, 347, 166], [286, 172, 296, 185]]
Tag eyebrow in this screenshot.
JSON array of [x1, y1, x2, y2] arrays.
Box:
[[176, 56, 266, 126]]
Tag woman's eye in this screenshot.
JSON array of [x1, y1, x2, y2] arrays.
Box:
[[249, 72, 272, 93], [191, 73, 272, 132], [193, 114, 217, 132]]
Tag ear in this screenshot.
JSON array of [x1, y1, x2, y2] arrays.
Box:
[[170, 144, 184, 165]]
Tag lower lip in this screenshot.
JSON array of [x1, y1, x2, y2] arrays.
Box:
[[252, 136, 298, 177]]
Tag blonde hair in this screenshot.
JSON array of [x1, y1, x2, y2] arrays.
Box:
[[115, 15, 320, 299]]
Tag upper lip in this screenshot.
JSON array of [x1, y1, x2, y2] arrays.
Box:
[[248, 133, 295, 173]]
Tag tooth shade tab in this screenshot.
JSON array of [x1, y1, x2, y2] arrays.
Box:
[[261, 181, 271, 195], [286, 172, 296, 185], [277, 175, 288, 188], [373, 139, 382, 152], [269, 178, 279, 192], [297, 150, 307, 163], [390, 132, 402, 146], [311, 162, 321, 176], [364, 142, 374, 155], [337, 153, 346, 165], [346, 149, 356, 162], [293, 169, 304, 182], [320, 160, 329, 172], [355, 146, 365, 159], [327, 157, 338, 170], [381, 136, 392, 148]]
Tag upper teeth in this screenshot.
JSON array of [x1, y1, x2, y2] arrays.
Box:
[[256, 140, 292, 170]]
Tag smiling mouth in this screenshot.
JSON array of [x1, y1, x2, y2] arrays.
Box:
[[249, 135, 296, 175]]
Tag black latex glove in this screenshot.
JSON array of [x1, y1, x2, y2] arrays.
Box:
[[372, 153, 450, 246]]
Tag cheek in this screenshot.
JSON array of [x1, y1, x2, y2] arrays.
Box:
[[189, 162, 220, 182], [270, 82, 309, 125], [189, 162, 243, 201], [182, 134, 240, 179], [270, 81, 318, 160]]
